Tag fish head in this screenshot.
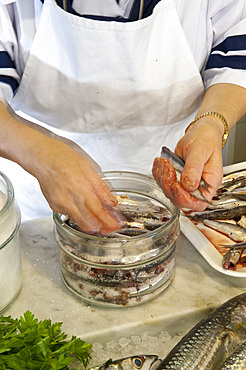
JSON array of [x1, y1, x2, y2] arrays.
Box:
[[90, 355, 161, 370], [227, 303, 246, 340]]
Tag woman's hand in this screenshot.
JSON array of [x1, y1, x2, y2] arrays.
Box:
[[152, 117, 224, 211], [0, 101, 122, 235], [29, 137, 123, 235]]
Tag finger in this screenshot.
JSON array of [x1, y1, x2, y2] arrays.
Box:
[[152, 157, 171, 187], [74, 186, 121, 235], [84, 166, 118, 207], [154, 161, 178, 202], [170, 182, 208, 211]]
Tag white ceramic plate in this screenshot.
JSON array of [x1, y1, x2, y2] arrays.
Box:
[[180, 161, 246, 277]]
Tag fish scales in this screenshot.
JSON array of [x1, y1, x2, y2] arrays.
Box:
[[156, 293, 246, 370], [219, 340, 246, 369]]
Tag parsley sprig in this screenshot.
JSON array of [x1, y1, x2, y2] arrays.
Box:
[[0, 310, 92, 369]]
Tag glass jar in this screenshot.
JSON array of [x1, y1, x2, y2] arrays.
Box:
[[0, 172, 22, 314], [53, 171, 180, 308]]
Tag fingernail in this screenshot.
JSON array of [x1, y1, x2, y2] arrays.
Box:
[[183, 175, 196, 190], [163, 165, 169, 175]]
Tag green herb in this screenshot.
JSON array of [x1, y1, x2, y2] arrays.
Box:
[[0, 310, 92, 369]]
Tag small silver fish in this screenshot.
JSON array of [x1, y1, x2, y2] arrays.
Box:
[[238, 215, 246, 229], [218, 171, 246, 192], [90, 355, 162, 370], [219, 340, 246, 369], [229, 187, 246, 201], [156, 293, 246, 369], [203, 220, 246, 242], [161, 146, 211, 203], [223, 248, 243, 270], [206, 196, 246, 210], [189, 205, 246, 221]]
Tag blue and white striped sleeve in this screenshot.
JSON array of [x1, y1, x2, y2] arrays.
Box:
[[0, 3, 20, 102], [203, 0, 246, 89]]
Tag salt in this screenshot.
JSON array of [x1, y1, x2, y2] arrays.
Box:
[[71, 330, 187, 370]]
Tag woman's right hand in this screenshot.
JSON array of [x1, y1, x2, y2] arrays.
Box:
[[32, 138, 122, 235], [0, 101, 122, 235]]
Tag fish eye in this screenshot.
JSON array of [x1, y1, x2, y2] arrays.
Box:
[[132, 357, 143, 369]]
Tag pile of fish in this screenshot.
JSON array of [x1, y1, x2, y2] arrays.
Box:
[[186, 169, 246, 270], [90, 293, 246, 370]]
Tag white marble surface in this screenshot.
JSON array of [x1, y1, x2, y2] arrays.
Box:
[[4, 217, 246, 347]]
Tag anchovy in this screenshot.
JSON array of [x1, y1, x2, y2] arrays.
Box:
[[116, 228, 149, 237], [229, 187, 246, 201], [218, 171, 246, 191], [203, 220, 246, 242], [223, 248, 243, 270], [156, 293, 246, 369], [90, 355, 162, 370], [238, 215, 246, 229], [219, 340, 246, 369], [188, 205, 246, 221], [206, 196, 246, 210], [161, 146, 211, 203]]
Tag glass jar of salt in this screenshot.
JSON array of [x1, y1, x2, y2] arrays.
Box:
[[0, 172, 22, 314]]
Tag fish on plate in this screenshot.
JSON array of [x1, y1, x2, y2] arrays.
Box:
[[216, 170, 246, 194], [229, 187, 246, 201], [203, 220, 246, 242], [202, 220, 246, 270], [238, 215, 246, 229], [223, 247, 245, 270], [206, 196, 246, 210], [155, 293, 246, 369], [90, 355, 162, 370], [160, 146, 211, 203], [187, 205, 246, 221]]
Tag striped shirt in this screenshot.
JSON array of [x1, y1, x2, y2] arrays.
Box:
[[0, 0, 245, 101]]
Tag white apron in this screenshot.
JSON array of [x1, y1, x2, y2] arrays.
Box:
[[7, 0, 204, 220]]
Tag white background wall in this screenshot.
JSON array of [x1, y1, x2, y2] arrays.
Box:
[[223, 114, 246, 165]]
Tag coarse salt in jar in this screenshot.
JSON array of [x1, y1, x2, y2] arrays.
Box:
[[0, 172, 22, 314], [53, 171, 180, 308]]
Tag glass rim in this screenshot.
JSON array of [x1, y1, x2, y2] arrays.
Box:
[[0, 171, 14, 218]]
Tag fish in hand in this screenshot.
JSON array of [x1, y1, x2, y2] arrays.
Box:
[[156, 293, 246, 369], [161, 146, 211, 203]]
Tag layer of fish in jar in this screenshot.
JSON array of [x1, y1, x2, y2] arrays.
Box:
[[62, 195, 173, 265], [184, 168, 246, 271]]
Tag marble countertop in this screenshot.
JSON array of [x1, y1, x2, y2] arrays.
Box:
[[4, 216, 246, 351]]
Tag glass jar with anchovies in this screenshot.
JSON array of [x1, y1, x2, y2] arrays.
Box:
[[53, 171, 180, 308], [0, 172, 22, 314]]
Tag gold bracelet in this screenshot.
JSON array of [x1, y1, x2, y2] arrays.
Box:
[[185, 111, 230, 149]]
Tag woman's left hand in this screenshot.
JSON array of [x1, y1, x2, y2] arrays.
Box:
[[152, 116, 224, 211]]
